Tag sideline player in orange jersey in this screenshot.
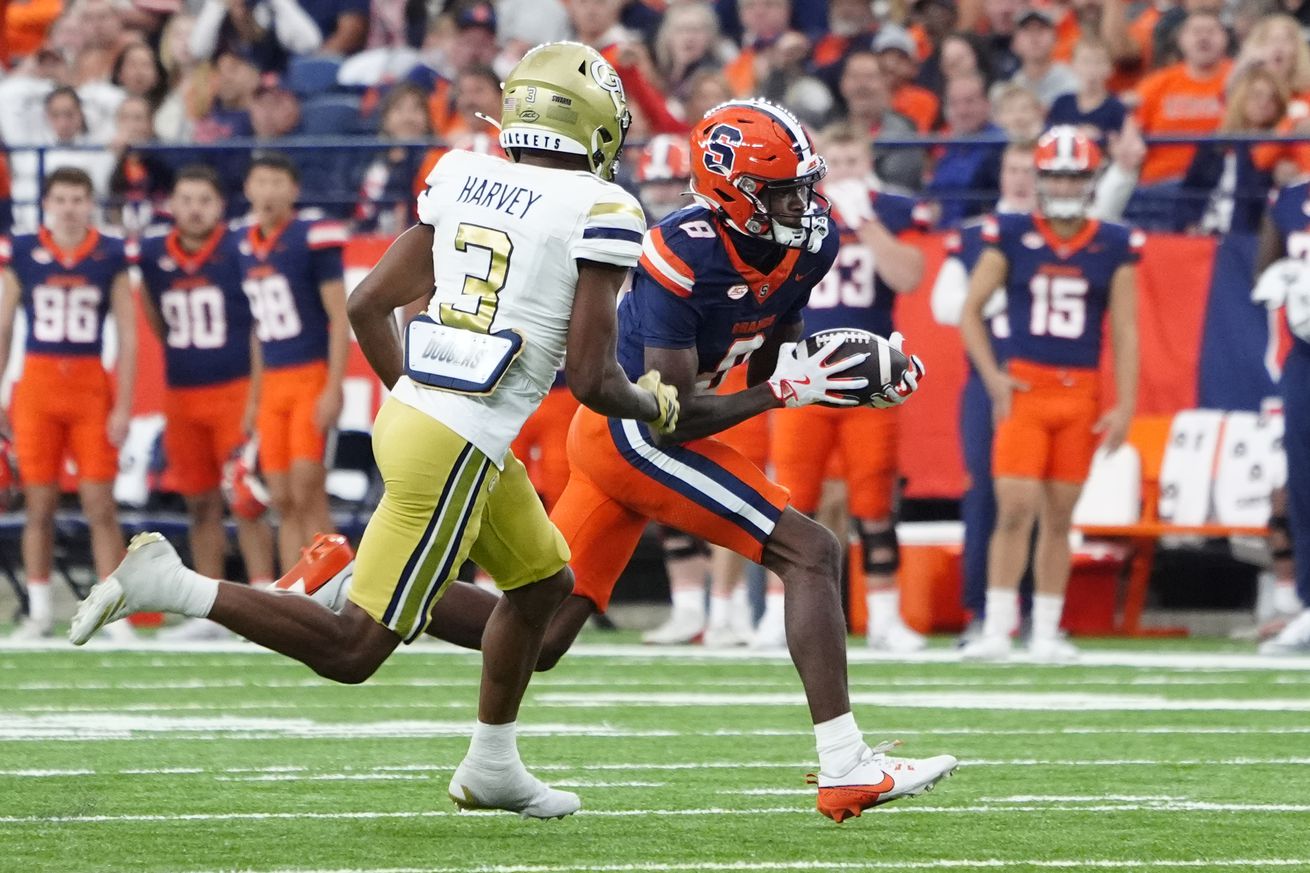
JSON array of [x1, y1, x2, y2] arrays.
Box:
[[138, 166, 277, 640], [0, 167, 136, 639], [237, 153, 349, 571], [959, 126, 1140, 663], [768, 122, 929, 653]]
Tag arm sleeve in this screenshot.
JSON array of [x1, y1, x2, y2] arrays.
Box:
[[633, 272, 700, 348], [611, 61, 690, 135], [873, 193, 917, 234], [189, 0, 227, 60], [268, 0, 324, 54], [1090, 161, 1140, 223], [570, 188, 647, 268]]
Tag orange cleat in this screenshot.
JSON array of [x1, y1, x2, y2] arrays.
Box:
[[272, 534, 355, 610], [808, 740, 958, 822]]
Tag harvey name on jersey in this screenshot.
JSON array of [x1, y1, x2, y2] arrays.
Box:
[[388, 149, 647, 465], [618, 205, 839, 394], [985, 212, 1141, 369]]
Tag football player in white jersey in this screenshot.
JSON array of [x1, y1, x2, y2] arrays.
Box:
[[69, 42, 680, 819]]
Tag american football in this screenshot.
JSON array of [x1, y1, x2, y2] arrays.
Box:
[[803, 327, 910, 407]]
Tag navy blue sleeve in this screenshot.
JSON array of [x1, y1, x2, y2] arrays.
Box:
[[632, 271, 701, 349], [311, 246, 344, 286], [873, 193, 917, 235]]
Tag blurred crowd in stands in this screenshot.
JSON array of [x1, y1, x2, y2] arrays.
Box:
[[0, 0, 1308, 234]]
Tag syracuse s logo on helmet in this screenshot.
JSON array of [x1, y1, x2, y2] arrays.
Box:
[[703, 123, 743, 177]]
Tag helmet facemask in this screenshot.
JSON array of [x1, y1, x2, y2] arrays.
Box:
[[734, 162, 831, 249], [1036, 170, 1097, 220]]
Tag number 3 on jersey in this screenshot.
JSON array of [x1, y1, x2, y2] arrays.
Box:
[[439, 223, 513, 333], [1029, 273, 1087, 339]]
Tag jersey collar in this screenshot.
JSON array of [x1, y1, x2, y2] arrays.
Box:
[[166, 225, 226, 274], [247, 215, 294, 261], [719, 223, 801, 303], [38, 227, 100, 268], [1033, 213, 1099, 259]]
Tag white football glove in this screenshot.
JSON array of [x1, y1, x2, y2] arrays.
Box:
[[768, 335, 870, 408], [823, 178, 875, 230], [868, 331, 926, 409]]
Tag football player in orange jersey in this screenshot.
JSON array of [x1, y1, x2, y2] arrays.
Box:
[[0, 167, 136, 639]]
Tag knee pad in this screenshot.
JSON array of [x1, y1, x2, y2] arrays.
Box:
[[857, 520, 900, 576], [663, 529, 710, 561]]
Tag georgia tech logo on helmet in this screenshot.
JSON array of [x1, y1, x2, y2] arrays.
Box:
[[590, 59, 624, 97], [703, 123, 742, 177]]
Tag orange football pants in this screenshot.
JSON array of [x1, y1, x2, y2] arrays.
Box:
[[992, 358, 1101, 483], [10, 354, 117, 484], [772, 404, 899, 518], [510, 385, 579, 512], [257, 360, 329, 474], [164, 378, 252, 496], [552, 405, 790, 612]]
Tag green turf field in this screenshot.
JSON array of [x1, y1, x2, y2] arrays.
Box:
[[3, 635, 1309, 873]]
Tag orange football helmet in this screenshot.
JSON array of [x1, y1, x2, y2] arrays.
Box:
[[637, 133, 692, 220], [221, 438, 270, 521], [689, 99, 829, 250], [1034, 125, 1102, 219]]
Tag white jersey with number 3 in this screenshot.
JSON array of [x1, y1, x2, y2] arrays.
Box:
[[389, 149, 645, 465]]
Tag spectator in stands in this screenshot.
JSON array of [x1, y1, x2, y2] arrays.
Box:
[[927, 71, 1004, 224], [1047, 36, 1127, 138], [3, 0, 63, 63], [991, 81, 1045, 141], [364, 0, 428, 50], [723, 0, 792, 96], [1133, 10, 1231, 190], [941, 31, 997, 86], [568, 0, 633, 50], [812, 0, 878, 78], [412, 4, 500, 138], [353, 82, 429, 236], [977, 0, 1022, 79], [112, 40, 169, 109], [0, 46, 69, 147], [1009, 7, 1078, 106], [70, 0, 133, 85], [1179, 65, 1287, 233], [653, 1, 730, 107], [300, 0, 368, 56], [189, 0, 323, 72], [1236, 13, 1310, 119], [193, 46, 258, 143], [757, 30, 834, 126], [249, 75, 303, 139], [910, 0, 961, 96], [681, 68, 734, 124], [835, 49, 925, 191], [154, 13, 206, 143], [876, 24, 941, 132], [498, 0, 570, 49], [107, 95, 173, 235], [9, 87, 117, 231]]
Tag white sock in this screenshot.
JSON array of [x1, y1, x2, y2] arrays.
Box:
[[1031, 593, 1065, 641], [26, 579, 51, 625], [466, 720, 521, 768], [729, 583, 752, 631], [760, 590, 785, 624], [160, 568, 220, 618], [814, 712, 866, 777], [1274, 581, 1304, 615], [866, 589, 900, 637], [982, 589, 1018, 638], [708, 593, 731, 628], [670, 586, 705, 619]]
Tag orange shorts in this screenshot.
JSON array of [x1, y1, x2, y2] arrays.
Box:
[[772, 404, 899, 518], [713, 367, 771, 469], [552, 405, 790, 612], [10, 355, 118, 485], [510, 384, 579, 512], [257, 360, 329, 474], [992, 359, 1100, 484], [164, 378, 252, 496]]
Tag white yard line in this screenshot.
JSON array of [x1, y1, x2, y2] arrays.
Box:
[[171, 863, 1310, 873]]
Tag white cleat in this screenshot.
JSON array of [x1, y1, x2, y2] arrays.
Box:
[[641, 608, 705, 645], [448, 760, 581, 819], [959, 632, 1011, 662], [8, 617, 54, 640], [1028, 635, 1079, 663], [69, 533, 186, 646], [1260, 609, 1310, 656], [810, 740, 958, 823], [157, 617, 231, 642], [867, 622, 927, 653], [703, 624, 749, 648]]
